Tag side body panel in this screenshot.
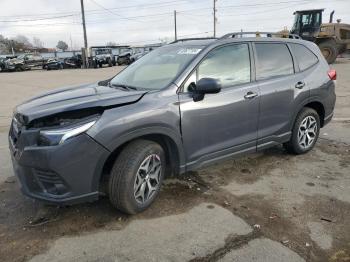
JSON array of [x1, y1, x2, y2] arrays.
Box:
[[177, 42, 260, 170], [252, 42, 308, 148], [178, 82, 259, 169], [89, 87, 186, 168]]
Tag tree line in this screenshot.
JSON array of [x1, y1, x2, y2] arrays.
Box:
[[0, 34, 69, 54]]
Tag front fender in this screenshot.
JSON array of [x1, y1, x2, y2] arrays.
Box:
[[104, 125, 185, 166]]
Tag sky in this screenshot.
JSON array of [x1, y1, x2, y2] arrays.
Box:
[[0, 0, 349, 49]]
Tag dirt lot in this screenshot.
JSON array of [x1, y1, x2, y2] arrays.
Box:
[[0, 61, 349, 262]]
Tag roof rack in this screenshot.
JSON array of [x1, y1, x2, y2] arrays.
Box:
[[170, 37, 217, 44], [220, 32, 301, 40]]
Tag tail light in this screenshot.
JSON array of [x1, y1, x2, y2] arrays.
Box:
[[328, 69, 336, 80]]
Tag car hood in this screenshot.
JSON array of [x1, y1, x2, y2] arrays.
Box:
[[7, 58, 24, 64], [95, 54, 109, 59], [15, 82, 147, 124], [118, 52, 131, 57]]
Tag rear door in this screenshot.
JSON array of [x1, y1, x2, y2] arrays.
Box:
[[254, 42, 308, 148], [24, 54, 34, 66], [32, 54, 43, 67], [179, 43, 260, 166]]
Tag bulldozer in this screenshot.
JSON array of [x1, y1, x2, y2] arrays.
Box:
[[290, 9, 350, 63]]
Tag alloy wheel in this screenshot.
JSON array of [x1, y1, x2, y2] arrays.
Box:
[[134, 154, 162, 204], [297, 115, 318, 149]]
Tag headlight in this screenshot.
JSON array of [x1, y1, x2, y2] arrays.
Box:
[[38, 120, 96, 146]]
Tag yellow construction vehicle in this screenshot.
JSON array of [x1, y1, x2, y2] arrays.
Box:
[[290, 9, 350, 63]]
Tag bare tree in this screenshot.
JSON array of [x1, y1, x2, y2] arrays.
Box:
[[33, 37, 44, 48], [56, 40, 69, 51], [106, 41, 117, 46], [159, 37, 170, 44], [13, 34, 32, 47]]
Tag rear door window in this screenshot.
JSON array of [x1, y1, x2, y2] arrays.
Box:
[[255, 43, 294, 80], [289, 43, 318, 71]]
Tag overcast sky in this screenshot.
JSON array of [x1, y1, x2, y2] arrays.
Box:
[[0, 0, 349, 48]]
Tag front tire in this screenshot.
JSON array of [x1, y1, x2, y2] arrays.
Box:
[[284, 108, 320, 154], [108, 140, 166, 214]]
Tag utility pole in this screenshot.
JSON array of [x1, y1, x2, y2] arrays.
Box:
[[69, 34, 73, 51], [10, 40, 15, 56], [80, 0, 88, 68], [213, 0, 217, 38], [174, 10, 177, 41]]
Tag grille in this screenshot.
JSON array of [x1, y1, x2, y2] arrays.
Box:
[[35, 169, 64, 184], [34, 169, 69, 195]]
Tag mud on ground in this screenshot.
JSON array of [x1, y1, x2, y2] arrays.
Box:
[[1, 138, 349, 262]]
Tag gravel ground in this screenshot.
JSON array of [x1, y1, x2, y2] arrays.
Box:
[[0, 60, 349, 262]]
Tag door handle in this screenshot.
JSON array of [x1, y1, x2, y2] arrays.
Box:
[[295, 81, 305, 89], [244, 91, 258, 99]]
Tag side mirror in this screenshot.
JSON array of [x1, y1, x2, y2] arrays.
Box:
[[192, 78, 221, 101]]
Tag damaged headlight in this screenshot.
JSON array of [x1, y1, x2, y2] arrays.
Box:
[[38, 119, 97, 146]]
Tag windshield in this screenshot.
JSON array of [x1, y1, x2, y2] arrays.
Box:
[[292, 14, 300, 32], [96, 49, 110, 55], [110, 45, 203, 90], [119, 48, 131, 54]]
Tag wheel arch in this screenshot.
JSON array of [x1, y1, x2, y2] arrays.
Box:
[[97, 129, 185, 193], [315, 36, 334, 45], [291, 100, 325, 130]]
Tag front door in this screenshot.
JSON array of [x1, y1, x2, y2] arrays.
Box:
[[178, 43, 259, 167]]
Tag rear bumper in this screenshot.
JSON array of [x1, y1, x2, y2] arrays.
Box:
[[9, 133, 110, 205]]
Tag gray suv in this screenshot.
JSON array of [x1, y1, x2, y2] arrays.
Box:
[[9, 35, 336, 214]]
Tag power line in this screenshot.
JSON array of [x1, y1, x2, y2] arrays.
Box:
[[88, 0, 141, 22], [0, 14, 77, 23], [0, 0, 317, 22], [0, 0, 189, 18], [1, 0, 347, 24]]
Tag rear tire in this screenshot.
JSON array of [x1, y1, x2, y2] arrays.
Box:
[[319, 40, 338, 64], [284, 108, 320, 154], [108, 140, 166, 214]]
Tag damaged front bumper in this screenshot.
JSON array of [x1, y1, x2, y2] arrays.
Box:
[[9, 124, 110, 205]]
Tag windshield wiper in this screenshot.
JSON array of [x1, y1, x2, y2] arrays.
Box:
[[109, 82, 138, 91]]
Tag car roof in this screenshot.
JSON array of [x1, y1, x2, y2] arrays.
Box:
[[171, 36, 312, 48]]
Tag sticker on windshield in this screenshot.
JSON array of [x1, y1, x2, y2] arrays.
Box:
[[177, 48, 202, 55]]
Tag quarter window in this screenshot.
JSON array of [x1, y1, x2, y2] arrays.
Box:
[[290, 43, 318, 71], [255, 43, 294, 80]]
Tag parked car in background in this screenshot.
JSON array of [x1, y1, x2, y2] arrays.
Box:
[[91, 48, 116, 68], [129, 49, 152, 63], [43, 55, 82, 70], [0, 57, 6, 72], [43, 58, 64, 70], [5, 53, 47, 71], [116, 47, 133, 65], [9, 35, 336, 215]]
